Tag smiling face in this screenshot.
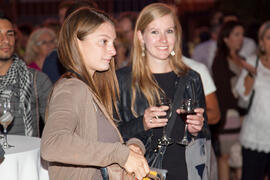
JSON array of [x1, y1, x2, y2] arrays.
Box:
[[138, 14, 176, 63], [0, 19, 15, 62], [77, 22, 116, 76], [224, 25, 244, 52]]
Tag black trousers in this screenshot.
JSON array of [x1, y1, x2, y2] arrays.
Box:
[[242, 147, 270, 180]]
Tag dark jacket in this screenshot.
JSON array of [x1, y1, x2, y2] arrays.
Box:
[[117, 66, 210, 143], [116, 66, 211, 180], [42, 49, 66, 84]]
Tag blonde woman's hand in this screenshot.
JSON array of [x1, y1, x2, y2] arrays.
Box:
[[143, 106, 168, 131], [123, 150, 150, 180], [177, 108, 204, 136]]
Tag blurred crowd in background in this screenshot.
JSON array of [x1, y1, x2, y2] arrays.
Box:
[[1, 0, 270, 180]]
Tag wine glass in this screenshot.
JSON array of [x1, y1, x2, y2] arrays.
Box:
[[176, 99, 197, 146], [156, 96, 173, 146], [0, 98, 14, 149]]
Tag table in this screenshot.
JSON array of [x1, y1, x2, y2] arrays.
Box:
[[0, 135, 49, 180]]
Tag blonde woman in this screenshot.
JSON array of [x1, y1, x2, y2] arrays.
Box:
[[24, 27, 56, 71], [117, 3, 210, 180], [41, 8, 149, 180], [236, 21, 270, 180]]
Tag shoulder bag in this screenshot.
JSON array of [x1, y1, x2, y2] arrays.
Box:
[[146, 74, 189, 169], [246, 56, 259, 113]]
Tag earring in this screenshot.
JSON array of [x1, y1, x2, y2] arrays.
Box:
[[171, 50, 175, 56], [141, 45, 145, 57]]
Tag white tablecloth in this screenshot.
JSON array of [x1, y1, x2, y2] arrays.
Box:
[[0, 135, 49, 180]]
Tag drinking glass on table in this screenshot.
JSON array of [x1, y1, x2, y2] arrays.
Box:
[[176, 98, 197, 146], [0, 98, 14, 149], [156, 96, 173, 146]]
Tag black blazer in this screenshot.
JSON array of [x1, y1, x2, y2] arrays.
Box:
[[116, 66, 210, 144]]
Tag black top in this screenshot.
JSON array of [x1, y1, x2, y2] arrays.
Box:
[[153, 71, 188, 180], [117, 66, 209, 179], [212, 57, 239, 133], [153, 71, 176, 100]]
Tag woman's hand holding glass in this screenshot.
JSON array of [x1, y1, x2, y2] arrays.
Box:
[[143, 106, 169, 131], [186, 108, 204, 136], [176, 107, 204, 137]]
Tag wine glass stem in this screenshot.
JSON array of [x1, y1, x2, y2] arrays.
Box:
[[3, 128, 8, 149], [183, 124, 188, 140]]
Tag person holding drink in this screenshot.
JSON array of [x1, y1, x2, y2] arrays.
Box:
[[0, 12, 52, 139], [117, 3, 210, 180], [41, 7, 149, 180]]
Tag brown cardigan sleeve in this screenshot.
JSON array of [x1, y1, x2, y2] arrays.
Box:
[[41, 78, 130, 168]]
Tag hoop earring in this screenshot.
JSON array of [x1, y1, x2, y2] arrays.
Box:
[[171, 50, 175, 56], [141, 45, 145, 57]]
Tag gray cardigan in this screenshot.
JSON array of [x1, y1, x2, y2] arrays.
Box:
[[8, 68, 52, 137], [0, 144, 4, 159]]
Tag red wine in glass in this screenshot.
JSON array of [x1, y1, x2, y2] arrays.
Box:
[[179, 111, 196, 123], [177, 99, 197, 146]]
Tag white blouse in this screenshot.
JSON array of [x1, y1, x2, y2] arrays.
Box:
[[236, 55, 270, 152]]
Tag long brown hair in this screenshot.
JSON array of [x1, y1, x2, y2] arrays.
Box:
[[131, 3, 188, 116], [215, 21, 244, 64], [58, 7, 119, 119]]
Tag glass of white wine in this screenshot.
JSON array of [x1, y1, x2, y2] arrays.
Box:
[[156, 96, 173, 146], [0, 98, 14, 149]]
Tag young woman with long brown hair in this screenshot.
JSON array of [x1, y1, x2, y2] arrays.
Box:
[[41, 7, 149, 180]]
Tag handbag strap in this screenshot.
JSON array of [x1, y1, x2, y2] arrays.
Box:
[[247, 56, 260, 111], [100, 167, 109, 180], [33, 70, 40, 137], [166, 74, 189, 138], [255, 56, 259, 69]]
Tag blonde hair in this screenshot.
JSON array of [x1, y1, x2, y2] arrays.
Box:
[[258, 21, 270, 56], [24, 27, 56, 65], [131, 3, 188, 116], [58, 7, 119, 119]]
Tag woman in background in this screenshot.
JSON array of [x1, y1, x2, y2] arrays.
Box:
[[211, 20, 255, 180], [24, 27, 56, 71], [236, 21, 270, 180], [41, 8, 149, 180]]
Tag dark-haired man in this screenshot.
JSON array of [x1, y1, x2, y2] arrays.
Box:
[[0, 13, 52, 137]]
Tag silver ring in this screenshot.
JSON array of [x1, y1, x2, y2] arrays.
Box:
[[149, 119, 153, 123]]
